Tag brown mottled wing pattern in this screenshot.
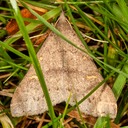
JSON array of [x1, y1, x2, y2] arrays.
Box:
[[10, 13, 117, 118]]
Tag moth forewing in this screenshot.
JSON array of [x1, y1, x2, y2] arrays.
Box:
[[11, 12, 117, 118]]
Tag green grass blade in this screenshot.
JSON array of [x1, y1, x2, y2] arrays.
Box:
[[0, 44, 12, 62], [113, 60, 128, 100], [0, 41, 31, 62], [74, 5, 128, 60], [59, 94, 71, 128], [94, 116, 111, 128], [23, 0, 57, 10], [9, 0, 57, 127], [0, 57, 27, 71]]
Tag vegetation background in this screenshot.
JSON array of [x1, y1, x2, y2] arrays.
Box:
[[0, 0, 128, 128]]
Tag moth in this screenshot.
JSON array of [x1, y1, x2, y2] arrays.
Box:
[[11, 12, 117, 118]]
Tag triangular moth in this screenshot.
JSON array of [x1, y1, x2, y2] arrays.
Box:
[[11, 12, 117, 118]]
